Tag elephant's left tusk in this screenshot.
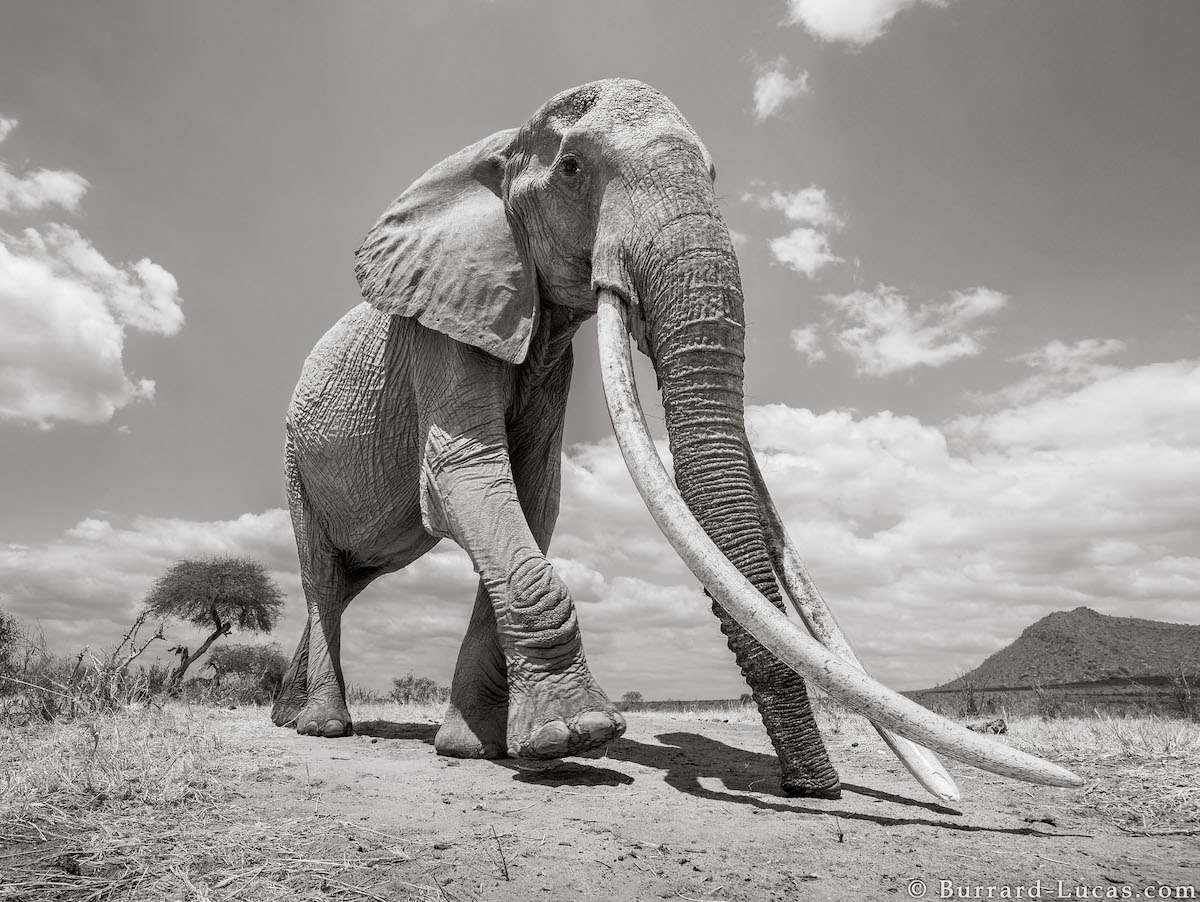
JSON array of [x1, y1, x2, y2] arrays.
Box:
[[748, 455, 961, 804], [596, 288, 1084, 790]]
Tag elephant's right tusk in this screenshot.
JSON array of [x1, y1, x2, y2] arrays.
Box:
[[748, 454, 961, 803], [596, 289, 1084, 790]]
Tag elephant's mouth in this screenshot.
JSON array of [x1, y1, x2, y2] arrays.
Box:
[[594, 288, 1084, 794]]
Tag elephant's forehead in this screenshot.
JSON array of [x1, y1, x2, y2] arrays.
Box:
[[536, 79, 691, 135], [533, 78, 712, 167]]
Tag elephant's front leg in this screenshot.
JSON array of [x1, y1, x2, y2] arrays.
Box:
[[423, 426, 625, 759]]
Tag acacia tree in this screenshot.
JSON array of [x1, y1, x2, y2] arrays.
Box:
[[621, 690, 644, 706], [144, 557, 284, 688]]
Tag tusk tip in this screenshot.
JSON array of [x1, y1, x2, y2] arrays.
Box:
[[926, 778, 961, 803]]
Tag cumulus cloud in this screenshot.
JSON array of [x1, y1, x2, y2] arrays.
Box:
[[5, 348, 1198, 695], [744, 184, 844, 279], [0, 123, 183, 427], [752, 57, 809, 121], [822, 284, 1007, 376], [785, 0, 950, 46], [790, 325, 826, 364], [0, 119, 89, 214], [0, 226, 184, 426]]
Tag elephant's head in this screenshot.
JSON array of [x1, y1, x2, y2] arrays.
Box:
[[354, 79, 1082, 792]]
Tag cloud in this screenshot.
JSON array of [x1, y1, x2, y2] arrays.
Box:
[[752, 57, 809, 121], [5, 348, 1198, 696], [822, 284, 1007, 376], [744, 184, 844, 279], [0, 120, 89, 214], [790, 325, 826, 364], [0, 124, 183, 428], [975, 338, 1127, 407], [769, 228, 841, 279], [747, 186, 843, 231], [785, 0, 949, 46], [0, 226, 184, 427]]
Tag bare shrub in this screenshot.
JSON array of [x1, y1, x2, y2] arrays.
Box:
[[0, 613, 166, 725], [1171, 664, 1199, 722], [1032, 682, 1065, 719], [956, 673, 982, 718]]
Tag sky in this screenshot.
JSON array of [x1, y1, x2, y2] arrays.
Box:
[[1, 0, 1199, 697]]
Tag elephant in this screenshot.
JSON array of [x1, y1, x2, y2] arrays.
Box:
[[272, 78, 1082, 801]]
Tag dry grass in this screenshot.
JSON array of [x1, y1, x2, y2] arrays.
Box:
[[0, 705, 449, 901], [2, 700, 1198, 899], [1009, 713, 1200, 833]]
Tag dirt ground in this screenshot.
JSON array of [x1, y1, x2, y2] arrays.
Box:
[[215, 707, 1198, 901]]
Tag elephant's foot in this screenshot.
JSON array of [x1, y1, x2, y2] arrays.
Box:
[[295, 700, 353, 738], [435, 704, 508, 759], [780, 768, 842, 799], [506, 664, 625, 759], [271, 695, 304, 728]]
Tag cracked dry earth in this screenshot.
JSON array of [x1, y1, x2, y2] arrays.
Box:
[[229, 709, 1198, 900]]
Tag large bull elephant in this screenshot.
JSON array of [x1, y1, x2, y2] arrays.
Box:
[[272, 79, 1081, 801]]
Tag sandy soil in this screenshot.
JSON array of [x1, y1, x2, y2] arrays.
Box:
[[218, 708, 1198, 900]]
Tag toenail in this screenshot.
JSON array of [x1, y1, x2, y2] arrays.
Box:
[[575, 711, 615, 740], [531, 720, 571, 755]]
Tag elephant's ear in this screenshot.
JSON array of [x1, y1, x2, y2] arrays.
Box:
[[354, 128, 537, 364]]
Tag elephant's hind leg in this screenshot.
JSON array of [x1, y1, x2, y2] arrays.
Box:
[[434, 581, 509, 758], [285, 440, 355, 738], [271, 618, 310, 727]]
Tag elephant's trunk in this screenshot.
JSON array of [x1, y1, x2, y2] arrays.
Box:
[[628, 202, 841, 796], [593, 164, 1085, 789]]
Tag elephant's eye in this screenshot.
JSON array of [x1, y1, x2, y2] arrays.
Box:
[[559, 155, 580, 177]]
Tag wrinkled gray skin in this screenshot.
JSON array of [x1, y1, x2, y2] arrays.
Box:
[[273, 79, 841, 798]]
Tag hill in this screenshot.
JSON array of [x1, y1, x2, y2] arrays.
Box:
[[929, 606, 1200, 691]]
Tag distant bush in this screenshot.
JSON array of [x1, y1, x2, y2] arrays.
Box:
[[621, 690, 643, 706], [389, 673, 449, 706], [179, 642, 290, 706], [0, 609, 18, 678], [346, 684, 390, 704]]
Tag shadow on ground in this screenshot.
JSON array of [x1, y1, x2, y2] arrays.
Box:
[[354, 720, 438, 742], [344, 720, 1080, 837]]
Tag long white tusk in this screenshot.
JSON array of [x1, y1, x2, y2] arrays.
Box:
[[749, 456, 961, 804], [596, 290, 1083, 789]]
